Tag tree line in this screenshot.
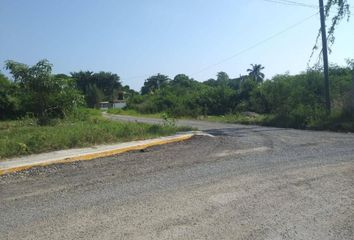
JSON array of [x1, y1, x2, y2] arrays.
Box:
[[0, 60, 136, 124], [129, 62, 353, 129], [1, 59, 353, 130]]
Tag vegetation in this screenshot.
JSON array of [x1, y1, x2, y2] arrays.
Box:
[[0, 108, 191, 159], [247, 64, 265, 83], [107, 108, 162, 118], [70, 71, 137, 108], [125, 63, 354, 132], [0, 0, 351, 160], [1, 57, 353, 159], [311, 0, 351, 59], [0, 72, 19, 119], [0, 60, 191, 159], [3, 60, 83, 124]]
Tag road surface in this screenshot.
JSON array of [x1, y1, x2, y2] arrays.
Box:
[[1, 115, 354, 240]]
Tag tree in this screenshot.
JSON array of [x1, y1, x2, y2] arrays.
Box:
[[172, 74, 191, 87], [71, 71, 122, 105], [6, 60, 83, 124], [92, 71, 122, 100], [122, 85, 139, 99], [0, 72, 19, 119], [216, 72, 229, 85], [312, 0, 351, 56], [247, 64, 265, 83], [203, 78, 218, 87], [347, 59, 354, 112], [71, 71, 94, 94], [85, 84, 104, 108], [311, 0, 351, 113], [141, 74, 169, 95], [229, 75, 246, 90]]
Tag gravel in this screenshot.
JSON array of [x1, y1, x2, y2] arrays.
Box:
[[1, 119, 354, 240]]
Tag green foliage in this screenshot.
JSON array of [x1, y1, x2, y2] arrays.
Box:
[[161, 112, 176, 127], [67, 107, 102, 121], [85, 84, 104, 108], [311, 0, 351, 59], [107, 108, 163, 119], [122, 85, 139, 99], [127, 63, 353, 131], [0, 72, 19, 119], [324, 0, 351, 47], [71, 71, 122, 107], [216, 71, 230, 86], [2, 59, 353, 132], [5, 60, 84, 124], [141, 74, 170, 95], [247, 64, 265, 83], [207, 113, 272, 125], [0, 112, 191, 159]]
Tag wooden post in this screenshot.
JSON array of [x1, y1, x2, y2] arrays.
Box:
[[319, 0, 331, 114], [352, 68, 354, 112]]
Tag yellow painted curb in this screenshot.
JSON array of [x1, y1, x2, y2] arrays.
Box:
[[0, 134, 193, 176]]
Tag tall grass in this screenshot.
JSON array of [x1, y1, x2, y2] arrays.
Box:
[[206, 111, 354, 132], [106, 108, 162, 118], [0, 109, 191, 159]]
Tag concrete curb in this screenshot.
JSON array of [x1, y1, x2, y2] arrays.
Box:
[[0, 133, 195, 176]]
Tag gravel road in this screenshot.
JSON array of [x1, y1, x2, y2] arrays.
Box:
[[1, 115, 354, 240]]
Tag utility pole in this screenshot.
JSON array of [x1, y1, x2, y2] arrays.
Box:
[[319, 0, 331, 114], [352, 66, 354, 112]]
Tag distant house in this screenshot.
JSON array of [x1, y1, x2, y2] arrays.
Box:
[[112, 100, 126, 109], [99, 101, 127, 110], [99, 91, 127, 110], [99, 101, 111, 110]]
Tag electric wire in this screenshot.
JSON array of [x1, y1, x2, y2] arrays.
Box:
[[191, 12, 319, 76]]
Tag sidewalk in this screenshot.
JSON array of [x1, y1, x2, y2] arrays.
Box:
[[0, 133, 196, 175]]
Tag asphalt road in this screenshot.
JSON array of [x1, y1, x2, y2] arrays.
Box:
[[1, 115, 354, 240]]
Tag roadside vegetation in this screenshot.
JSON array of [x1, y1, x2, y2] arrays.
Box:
[[0, 61, 190, 159], [106, 108, 162, 119], [1, 57, 353, 160], [124, 63, 354, 132], [0, 108, 190, 159]]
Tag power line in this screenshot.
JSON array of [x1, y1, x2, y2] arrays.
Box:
[[279, 0, 312, 4], [262, 0, 317, 8], [191, 12, 319, 76], [122, 74, 152, 81], [262, 0, 354, 10], [123, 2, 352, 81], [277, 0, 317, 8]]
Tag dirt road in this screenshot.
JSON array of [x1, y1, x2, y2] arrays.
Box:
[[1, 117, 353, 239]]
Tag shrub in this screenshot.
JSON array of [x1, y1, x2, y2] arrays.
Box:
[[5, 60, 84, 124]]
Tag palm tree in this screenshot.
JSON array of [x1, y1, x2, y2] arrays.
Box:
[[247, 64, 265, 83]]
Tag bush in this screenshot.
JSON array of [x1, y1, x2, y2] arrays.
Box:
[[0, 72, 19, 119], [5, 60, 84, 124]]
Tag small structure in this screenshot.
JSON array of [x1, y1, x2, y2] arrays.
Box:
[[112, 100, 127, 109], [99, 101, 110, 110], [99, 91, 127, 110], [99, 100, 126, 110]]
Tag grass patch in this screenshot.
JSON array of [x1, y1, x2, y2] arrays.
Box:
[[203, 114, 272, 125], [106, 108, 163, 118], [109, 109, 354, 132], [0, 109, 192, 159], [205, 112, 354, 132], [306, 111, 354, 132]]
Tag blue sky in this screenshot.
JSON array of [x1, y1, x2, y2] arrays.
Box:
[[1, 0, 353, 90]]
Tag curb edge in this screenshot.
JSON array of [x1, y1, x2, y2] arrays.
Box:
[[0, 134, 194, 176]]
